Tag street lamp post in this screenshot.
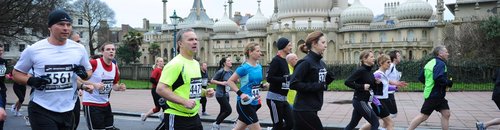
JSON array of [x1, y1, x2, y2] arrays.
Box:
[[170, 10, 180, 57]]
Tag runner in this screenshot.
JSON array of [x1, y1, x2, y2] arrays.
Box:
[[81, 43, 125, 130], [210, 57, 234, 130], [285, 53, 298, 106], [385, 50, 408, 119], [70, 32, 83, 130], [8, 66, 27, 117], [226, 43, 265, 130], [200, 62, 210, 116], [141, 57, 166, 121], [475, 68, 500, 130], [344, 50, 381, 130], [266, 37, 294, 130], [155, 28, 214, 130], [359, 54, 394, 130], [289, 31, 334, 130], [0, 96, 5, 121], [12, 9, 92, 130], [0, 44, 8, 129], [408, 45, 453, 130]]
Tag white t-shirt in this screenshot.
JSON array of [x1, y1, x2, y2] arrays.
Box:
[[385, 63, 401, 94], [14, 39, 91, 112], [374, 70, 389, 99], [82, 59, 116, 104]]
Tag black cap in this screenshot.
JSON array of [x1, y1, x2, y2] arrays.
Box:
[[277, 37, 290, 50], [48, 10, 72, 27]]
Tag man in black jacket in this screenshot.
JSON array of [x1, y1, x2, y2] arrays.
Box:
[[475, 68, 500, 130], [266, 37, 294, 130]]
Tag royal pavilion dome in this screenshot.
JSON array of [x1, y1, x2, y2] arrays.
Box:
[[278, 0, 332, 19], [213, 5, 239, 33], [246, 0, 269, 31], [396, 0, 433, 21], [340, 0, 374, 25]]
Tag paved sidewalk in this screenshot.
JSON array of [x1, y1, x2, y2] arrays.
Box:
[[5, 83, 499, 129]]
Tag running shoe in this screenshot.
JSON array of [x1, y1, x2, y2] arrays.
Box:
[[10, 104, 16, 113], [211, 122, 220, 130], [476, 122, 485, 130], [15, 111, 23, 117], [24, 116, 30, 126], [140, 113, 147, 121], [202, 112, 210, 116]]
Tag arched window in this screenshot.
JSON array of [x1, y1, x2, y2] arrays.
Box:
[[349, 33, 355, 44], [361, 33, 368, 43], [163, 48, 168, 58], [423, 50, 428, 56], [422, 30, 428, 41], [398, 30, 402, 41], [354, 51, 360, 64], [407, 30, 414, 41], [380, 32, 386, 42], [409, 50, 413, 61]]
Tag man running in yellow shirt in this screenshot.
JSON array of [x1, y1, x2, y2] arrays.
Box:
[[155, 28, 214, 130]]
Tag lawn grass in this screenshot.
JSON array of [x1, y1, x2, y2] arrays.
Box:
[[121, 79, 151, 89], [123, 79, 494, 92], [122, 79, 239, 89], [328, 80, 494, 92]]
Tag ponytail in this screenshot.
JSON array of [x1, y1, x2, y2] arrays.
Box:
[[218, 57, 227, 70], [299, 43, 308, 54]]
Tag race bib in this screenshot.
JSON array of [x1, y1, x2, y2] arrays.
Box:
[[0, 64, 6, 77], [318, 68, 327, 83], [189, 78, 202, 99], [44, 65, 73, 92], [281, 75, 290, 90], [251, 85, 260, 97], [99, 79, 114, 95]]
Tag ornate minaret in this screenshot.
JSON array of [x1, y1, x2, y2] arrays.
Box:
[[274, 0, 278, 14], [436, 0, 445, 46], [162, 0, 168, 24], [228, 0, 233, 19]]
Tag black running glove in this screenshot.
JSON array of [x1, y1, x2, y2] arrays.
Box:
[[72, 64, 88, 79], [27, 76, 50, 90]]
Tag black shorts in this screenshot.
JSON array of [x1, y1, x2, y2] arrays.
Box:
[[83, 105, 114, 129], [28, 101, 74, 130], [387, 93, 398, 114], [236, 101, 261, 125], [13, 83, 27, 103], [151, 88, 167, 111], [160, 113, 202, 130], [420, 99, 449, 115], [371, 99, 390, 118], [493, 98, 500, 110]]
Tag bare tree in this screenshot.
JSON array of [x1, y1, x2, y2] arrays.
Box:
[[71, 0, 115, 55], [0, 0, 68, 43], [444, 20, 499, 65]]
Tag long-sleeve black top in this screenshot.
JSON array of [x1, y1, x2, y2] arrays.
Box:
[[493, 68, 500, 100], [266, 55, 290, 96], [344, 64, 382, 101], [290, 51, 334, 111]]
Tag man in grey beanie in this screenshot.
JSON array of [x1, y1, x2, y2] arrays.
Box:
[[12, 9, 93, 130], [266, 37, 295, 130]]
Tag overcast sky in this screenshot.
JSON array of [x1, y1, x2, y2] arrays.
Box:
[[103, 0, 456, 28]]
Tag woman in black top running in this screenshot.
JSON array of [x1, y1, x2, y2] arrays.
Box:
[[289, 31, 334, 130], [344, 50, 382, 130], [210, 57, 234, 130]]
